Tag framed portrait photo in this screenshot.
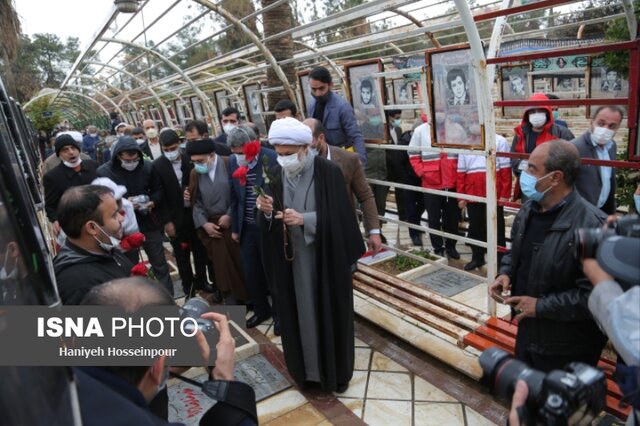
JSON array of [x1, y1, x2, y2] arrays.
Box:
[[297, 70, 312, 118], [426, 45, 482, 149], [499, 64, 530, 118], [344, 59, 388, 143], [213, 89, 231, 129], [588, 56, 629, 118], [393, 79, 418, 120], [190, 96, 204, 121], [242, 83, 267, 137]]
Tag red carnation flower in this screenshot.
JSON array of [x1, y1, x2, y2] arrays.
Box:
[[120, 232, 146, 251], [180, 242, 189, 250], [131, 262, 149, 276], [243, 140, 261, 162], [232, 166, 249, 186]]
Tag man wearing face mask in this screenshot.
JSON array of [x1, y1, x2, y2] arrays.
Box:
[[307, 66, 367, 166], [187, 138, 247, 305], [489, 140, 607, 372], [227, 125, 278, 330], [141, 119, 163, 160], [571, 106, 623, 215], [97, 136, 174, 296], [44, 133, 99, 237], [82, 125, 100, 160], [152, 129, 219, 300], [256, 117, 365, 393], [209, 107, 241, 148], [511, 93, 574, 200], [43, 130, 92, 174], [53, 185, 133, 304]]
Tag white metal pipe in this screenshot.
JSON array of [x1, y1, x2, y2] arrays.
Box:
[[454, 0, 498, 316]]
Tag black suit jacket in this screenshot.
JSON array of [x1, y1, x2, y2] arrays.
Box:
[[43, 160, 99, 222], [152, 153, 191, 229]]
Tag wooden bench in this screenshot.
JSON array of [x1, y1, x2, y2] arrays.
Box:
[[354, 263, 630, 420]]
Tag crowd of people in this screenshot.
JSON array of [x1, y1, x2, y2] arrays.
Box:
[[38, 65, 639, 424]]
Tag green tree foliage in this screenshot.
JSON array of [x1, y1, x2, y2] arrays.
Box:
[[603, 0, 640, 78], [26, 96, 61, 134], [0, 33, 80, 102]]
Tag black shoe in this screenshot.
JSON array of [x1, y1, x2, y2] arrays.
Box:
[[210, 289, 223, 304], [434, 248, 445, 257], [446, 248, 461, 260], [246, 314, 269, 328], [464, 259, 486, 271], [411, 235, 422, 247], [335, 383, 349, 393], [380, 234, 387, 244], [273, 320, 281, 336]]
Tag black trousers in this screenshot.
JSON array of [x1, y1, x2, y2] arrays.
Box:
[[239, 222, 273, 318], [423, 191, 460, 251], [403, 189, 425, 240], [371, 184, 389, 219], [170, 214, 211, 296], [466, 203, 506, 262], [142, 228, 174, 296]]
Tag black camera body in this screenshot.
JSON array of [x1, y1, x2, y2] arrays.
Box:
[[575, 215, 640, 259], [480, 347, 607, 426], [180, 296, 215, 334], [575, 215, 640, 289]]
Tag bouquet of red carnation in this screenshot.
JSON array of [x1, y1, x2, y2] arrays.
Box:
[[130, 261, 156, 279], [232, 166, 249, 186], [243, 140, 261, 162], [120, 232, 146, 251]]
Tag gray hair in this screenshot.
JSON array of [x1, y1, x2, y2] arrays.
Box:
[[226, 124, 256, 148], [543, 139, 581, 186]]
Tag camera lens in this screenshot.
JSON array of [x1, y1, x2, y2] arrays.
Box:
[[479, 348, 545, 407]]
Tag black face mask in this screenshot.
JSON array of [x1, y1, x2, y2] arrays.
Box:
[[312, 92, 330, 104]]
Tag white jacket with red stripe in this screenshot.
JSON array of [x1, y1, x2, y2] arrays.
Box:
[[456, 135, 512, 201], [408, 123, 458, 190]]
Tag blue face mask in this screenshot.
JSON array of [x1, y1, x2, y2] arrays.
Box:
[[194, 162, 210, 174], [520, 171, 553, 202], [634, 194, 640, 213], [553, 111, 559, 120], [179, 143, 186, 149]]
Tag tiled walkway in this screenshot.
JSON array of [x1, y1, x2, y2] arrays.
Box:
[[250, 316, 504, 425]]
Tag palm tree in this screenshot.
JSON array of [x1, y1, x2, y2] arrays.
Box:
[[261, 0, 296, 127], [0, 0, 22, 97]]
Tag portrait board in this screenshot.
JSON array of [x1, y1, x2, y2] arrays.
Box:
[[500, 64, 530, 118], [242, 83, 267, 137], [393, 79, 418, 120], [426, 45, 482, 149], [190, 96, 204, 121], [589, 56, 629, 117], [297, 71, 312, 118], [213, 89, 230, 130], [344, 59, 387, 143], [553, 75, 584, 99]]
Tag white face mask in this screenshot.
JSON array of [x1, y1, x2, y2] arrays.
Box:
[[145, 128, 158, 139], [528, 112, 547, 128], [591, 126, 615, 146], [121, 160, 139, 171], [235, 153, 248, 166], [277, 151, 305, 177], [135, 138, 145, 145], [89, 133, 98, 138], [63, 158, 82, 168], [164, 150, 180, 161], [223, 124, 237, 135], [93, 223, 121, 253]]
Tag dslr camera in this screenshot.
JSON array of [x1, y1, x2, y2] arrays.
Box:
[[480, 347, 606, 426], [575, 214, 640, 289], [180, 296, 215, 334]]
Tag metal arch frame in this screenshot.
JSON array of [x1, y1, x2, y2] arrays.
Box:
[[622, 0, 638, 39], [64, 84, 127, 119], [98, 38, 216, 126], [293, 40, 348, 91], [191, 0, 299, 113], [25, 90, 111, 120], [75, 75, 139, 112], [82, 60, 174, 125]]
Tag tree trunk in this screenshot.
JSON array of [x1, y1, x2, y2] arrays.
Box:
[[261, 0, 296, 129]]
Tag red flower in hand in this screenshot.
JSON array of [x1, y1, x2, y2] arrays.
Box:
[[243, 140, 261, 162], [131, 262, 149, 276], [232, 166, 249, 186], [180, 242, 189, 250], [120, 232, 146, 251]]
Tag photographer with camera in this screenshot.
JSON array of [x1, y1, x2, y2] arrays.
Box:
[[490, 140, 608, 373], [76, 277, 257, 426]]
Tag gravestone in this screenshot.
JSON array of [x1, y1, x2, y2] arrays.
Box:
[[412, 268, 482, 297], [168, 354, 290, 425]]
